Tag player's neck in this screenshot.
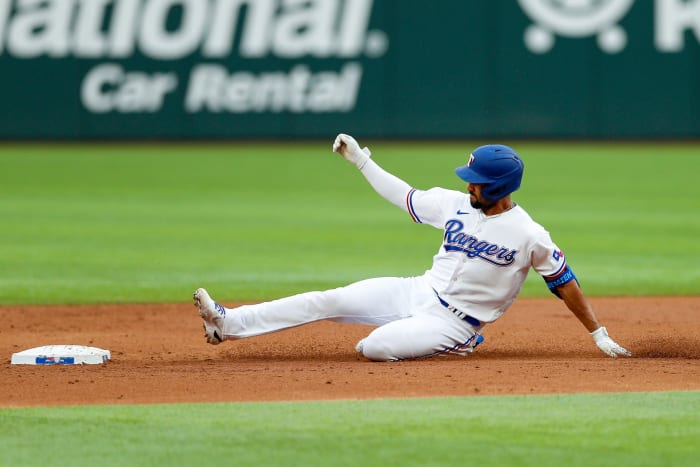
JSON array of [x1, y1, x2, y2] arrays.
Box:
[[482, 197, 515, 216]]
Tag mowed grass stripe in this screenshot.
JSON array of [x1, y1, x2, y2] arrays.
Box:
[[0, 142, 698, 304], [1, 391, 698, 466]]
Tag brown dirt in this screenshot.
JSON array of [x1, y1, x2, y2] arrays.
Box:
[[1, 297, 699, 407]]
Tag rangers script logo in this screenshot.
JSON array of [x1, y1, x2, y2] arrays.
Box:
[[443, 220, 517, 266]]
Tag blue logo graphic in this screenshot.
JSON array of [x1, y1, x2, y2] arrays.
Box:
[[443, 219, 517, 266]]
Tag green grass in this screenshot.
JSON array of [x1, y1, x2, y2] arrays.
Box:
[[1, 141, 698, 304], [1, 392, 698, 466], [1, 142, 698, 466]]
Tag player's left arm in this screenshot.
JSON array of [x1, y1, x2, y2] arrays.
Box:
[[552, 277, 632, 358]]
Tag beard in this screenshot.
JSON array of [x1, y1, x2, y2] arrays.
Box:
[[469, 195, 495, 211]]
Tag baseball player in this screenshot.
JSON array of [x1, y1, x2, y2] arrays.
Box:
[[193, 134, 631, 361]]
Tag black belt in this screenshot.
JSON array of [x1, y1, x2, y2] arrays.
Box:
[[434, 291, 482, 327]]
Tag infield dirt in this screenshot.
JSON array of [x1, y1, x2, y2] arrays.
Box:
[[1, 297, 699, 407]]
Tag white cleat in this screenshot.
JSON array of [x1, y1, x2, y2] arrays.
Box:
[[193, 288, 226, 345]]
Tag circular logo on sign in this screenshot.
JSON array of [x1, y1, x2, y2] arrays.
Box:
[[518, 0, 634, 53]]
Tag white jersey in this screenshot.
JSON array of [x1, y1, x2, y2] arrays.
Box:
[[406, 187, 566, 323]]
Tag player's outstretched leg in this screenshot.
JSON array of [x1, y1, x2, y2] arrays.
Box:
[[193, 288, 226, 345]]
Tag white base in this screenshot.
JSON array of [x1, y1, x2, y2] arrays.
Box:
[[11, 345, 111, 365]]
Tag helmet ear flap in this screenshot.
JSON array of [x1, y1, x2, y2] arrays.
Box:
[[481, 183, 507, 202], [481, 167, 523, 201]]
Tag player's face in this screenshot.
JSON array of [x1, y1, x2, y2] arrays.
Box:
[[467, 183, 494, 210]]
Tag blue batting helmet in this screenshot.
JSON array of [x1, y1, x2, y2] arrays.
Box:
[[455, 144, 524, 201]]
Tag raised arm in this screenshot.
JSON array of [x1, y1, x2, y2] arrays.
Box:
[[332, 133, 413, 211]]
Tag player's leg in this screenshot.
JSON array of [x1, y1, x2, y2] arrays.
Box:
[[197, 276, 415, 341], [356, 300, 482, 361]]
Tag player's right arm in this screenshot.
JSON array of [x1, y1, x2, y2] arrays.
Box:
[[333, 133, 412, 211], [332, 133, 454, 228]]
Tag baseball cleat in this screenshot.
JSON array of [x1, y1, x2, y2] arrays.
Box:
[[193, 288, 226, 345]]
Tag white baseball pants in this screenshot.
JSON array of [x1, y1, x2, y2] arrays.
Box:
[[220, 275, 482, 361]]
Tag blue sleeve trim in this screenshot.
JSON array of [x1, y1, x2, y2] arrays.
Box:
[[544, 265, 578, 299], [406, 189, 423, 223]]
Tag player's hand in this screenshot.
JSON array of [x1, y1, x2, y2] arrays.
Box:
[[333, 133, 371, 169], [590, 326, 632, 358]]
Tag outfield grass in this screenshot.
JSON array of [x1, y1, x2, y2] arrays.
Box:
[[1, 392, 698, 466], [1, 141, 698, 304]]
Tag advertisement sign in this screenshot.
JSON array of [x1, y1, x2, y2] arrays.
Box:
[[0, 0, 698, 138]]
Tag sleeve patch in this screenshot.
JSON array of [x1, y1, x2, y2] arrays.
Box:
[[552, 249, 564, 262]]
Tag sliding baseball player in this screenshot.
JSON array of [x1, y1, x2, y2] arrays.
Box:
[[194, 134, 631, 361]]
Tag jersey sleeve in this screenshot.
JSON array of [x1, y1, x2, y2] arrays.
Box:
[[405, 187, 461, 229], [530, 230, 568, 279], [358, 159, 413, 210], [531, 229, 579, 297]]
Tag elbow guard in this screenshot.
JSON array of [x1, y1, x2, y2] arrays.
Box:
[[543, 265, 578, 299]]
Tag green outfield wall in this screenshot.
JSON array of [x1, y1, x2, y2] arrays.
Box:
[[0, 0, 698, 139]]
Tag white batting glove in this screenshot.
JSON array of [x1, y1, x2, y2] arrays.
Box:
[[590, 326, 632, 358], [332, 133, 371, 169]]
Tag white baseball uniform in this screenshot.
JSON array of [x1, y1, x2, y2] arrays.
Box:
[[216, 157, 568, 361]]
